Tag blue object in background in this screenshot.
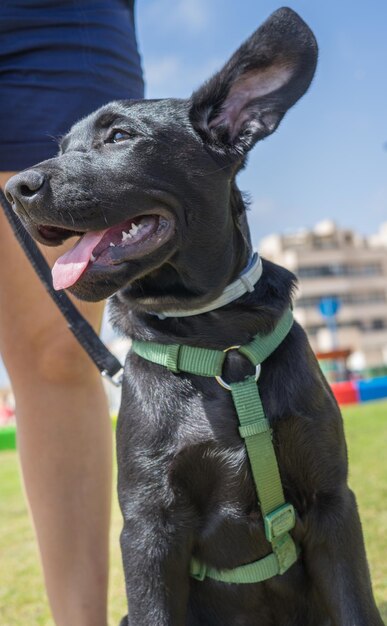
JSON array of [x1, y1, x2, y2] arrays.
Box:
[[318, 297, 341, 350], [358, 377, 387, 403], [319, 296, 341, 318]]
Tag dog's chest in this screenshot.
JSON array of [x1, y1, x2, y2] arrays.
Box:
[[120, 354, 263, 525]]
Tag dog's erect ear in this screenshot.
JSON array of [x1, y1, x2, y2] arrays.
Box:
[[189, 7, 317, 156]]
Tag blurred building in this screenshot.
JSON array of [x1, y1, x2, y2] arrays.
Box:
[[260, 220, 387, 370]]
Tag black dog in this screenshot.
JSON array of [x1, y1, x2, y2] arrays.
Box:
[[6, 8, 383, 626]]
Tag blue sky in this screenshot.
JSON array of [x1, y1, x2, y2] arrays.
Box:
[[1, 1, 386, 387], [136, 0, 387, 243]]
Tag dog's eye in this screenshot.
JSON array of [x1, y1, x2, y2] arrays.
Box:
[[106, 130, 132, 144]]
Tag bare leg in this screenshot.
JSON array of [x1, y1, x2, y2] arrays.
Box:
[[0, 172, 112, 626]]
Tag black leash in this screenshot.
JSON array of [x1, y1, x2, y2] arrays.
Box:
[[0, 189, 123, 386]]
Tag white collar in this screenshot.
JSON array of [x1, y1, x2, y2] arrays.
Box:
[[155, 253, 262, 319]]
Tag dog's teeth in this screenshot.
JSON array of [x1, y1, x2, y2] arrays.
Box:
[[110, 242, 115, 247], [121, 224, 142, 242], [90, 253, 96, 262]]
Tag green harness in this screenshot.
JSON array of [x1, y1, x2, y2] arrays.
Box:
[[131, 308, 299, 584]]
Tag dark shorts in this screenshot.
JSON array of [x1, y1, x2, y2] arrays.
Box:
[[0, 0, 144, 170]]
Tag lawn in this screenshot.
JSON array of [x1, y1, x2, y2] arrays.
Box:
[[0, 402, 386, 625]]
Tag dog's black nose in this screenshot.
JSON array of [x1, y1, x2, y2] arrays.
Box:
[[5, 170, 46, 206]]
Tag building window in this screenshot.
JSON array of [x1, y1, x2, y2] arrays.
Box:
[[297, 263, 383, 279], [297, 291, 386, 309], [371, 319, 386, 330]]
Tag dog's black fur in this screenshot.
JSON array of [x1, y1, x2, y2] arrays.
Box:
[[6, 8, 383, 626]]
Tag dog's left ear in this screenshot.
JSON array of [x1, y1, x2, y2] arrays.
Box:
[[189, 7, 318, 156]]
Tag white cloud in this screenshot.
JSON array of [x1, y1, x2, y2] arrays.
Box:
[[145, 55, 222, 98], [368, 185, 387, 219], [145, 56, 181, 89], [176, 0, 209, 32], [246, 197, 279, 246], [142, 0, 210, 35], [251, 196, 277, 217]]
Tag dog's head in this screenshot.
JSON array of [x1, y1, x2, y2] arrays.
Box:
[[5, 8, 317, 312]]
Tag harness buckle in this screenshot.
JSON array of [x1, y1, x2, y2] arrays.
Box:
[[264, 503, 296, 542], [272, 533, 298, 575], [101, 368, 124, 387], [215, 345, 261, 391]]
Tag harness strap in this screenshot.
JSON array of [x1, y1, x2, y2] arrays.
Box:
[[239, 308, 294, 364], [230, 376, 298, 578], [131, 308, 298, 584], [231, 377, 284, 513], [132, 309, 294, 376], [190, 551, 279, 584], [131, 341, 225, 377]]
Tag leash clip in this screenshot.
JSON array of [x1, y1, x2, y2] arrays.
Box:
[[101, 368, 124, 387], [215, 345, 261, 391]]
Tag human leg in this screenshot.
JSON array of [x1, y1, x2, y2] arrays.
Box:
[[0, 172, 112, 626]]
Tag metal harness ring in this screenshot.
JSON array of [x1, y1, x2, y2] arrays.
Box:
[[215, 345, 261, 391]]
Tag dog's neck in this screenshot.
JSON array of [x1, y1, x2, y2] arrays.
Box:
[[152, 253, 263, 320], [110, 258, 297, 350], [110, 192, 296, 347]]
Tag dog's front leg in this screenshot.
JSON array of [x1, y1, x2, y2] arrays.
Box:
[[303, 487, 383, 626], [119, 513, 193, 626]]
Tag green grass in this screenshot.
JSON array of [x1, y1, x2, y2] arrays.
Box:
[[343, 401, 387, 619], [0, 450, 126, 626], [0, 402, 386, 625]]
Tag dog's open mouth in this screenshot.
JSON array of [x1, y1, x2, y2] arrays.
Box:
[[40, 212, 175, 290]]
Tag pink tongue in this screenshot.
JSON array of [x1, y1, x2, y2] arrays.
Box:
[[52, 229, 107, 290]]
